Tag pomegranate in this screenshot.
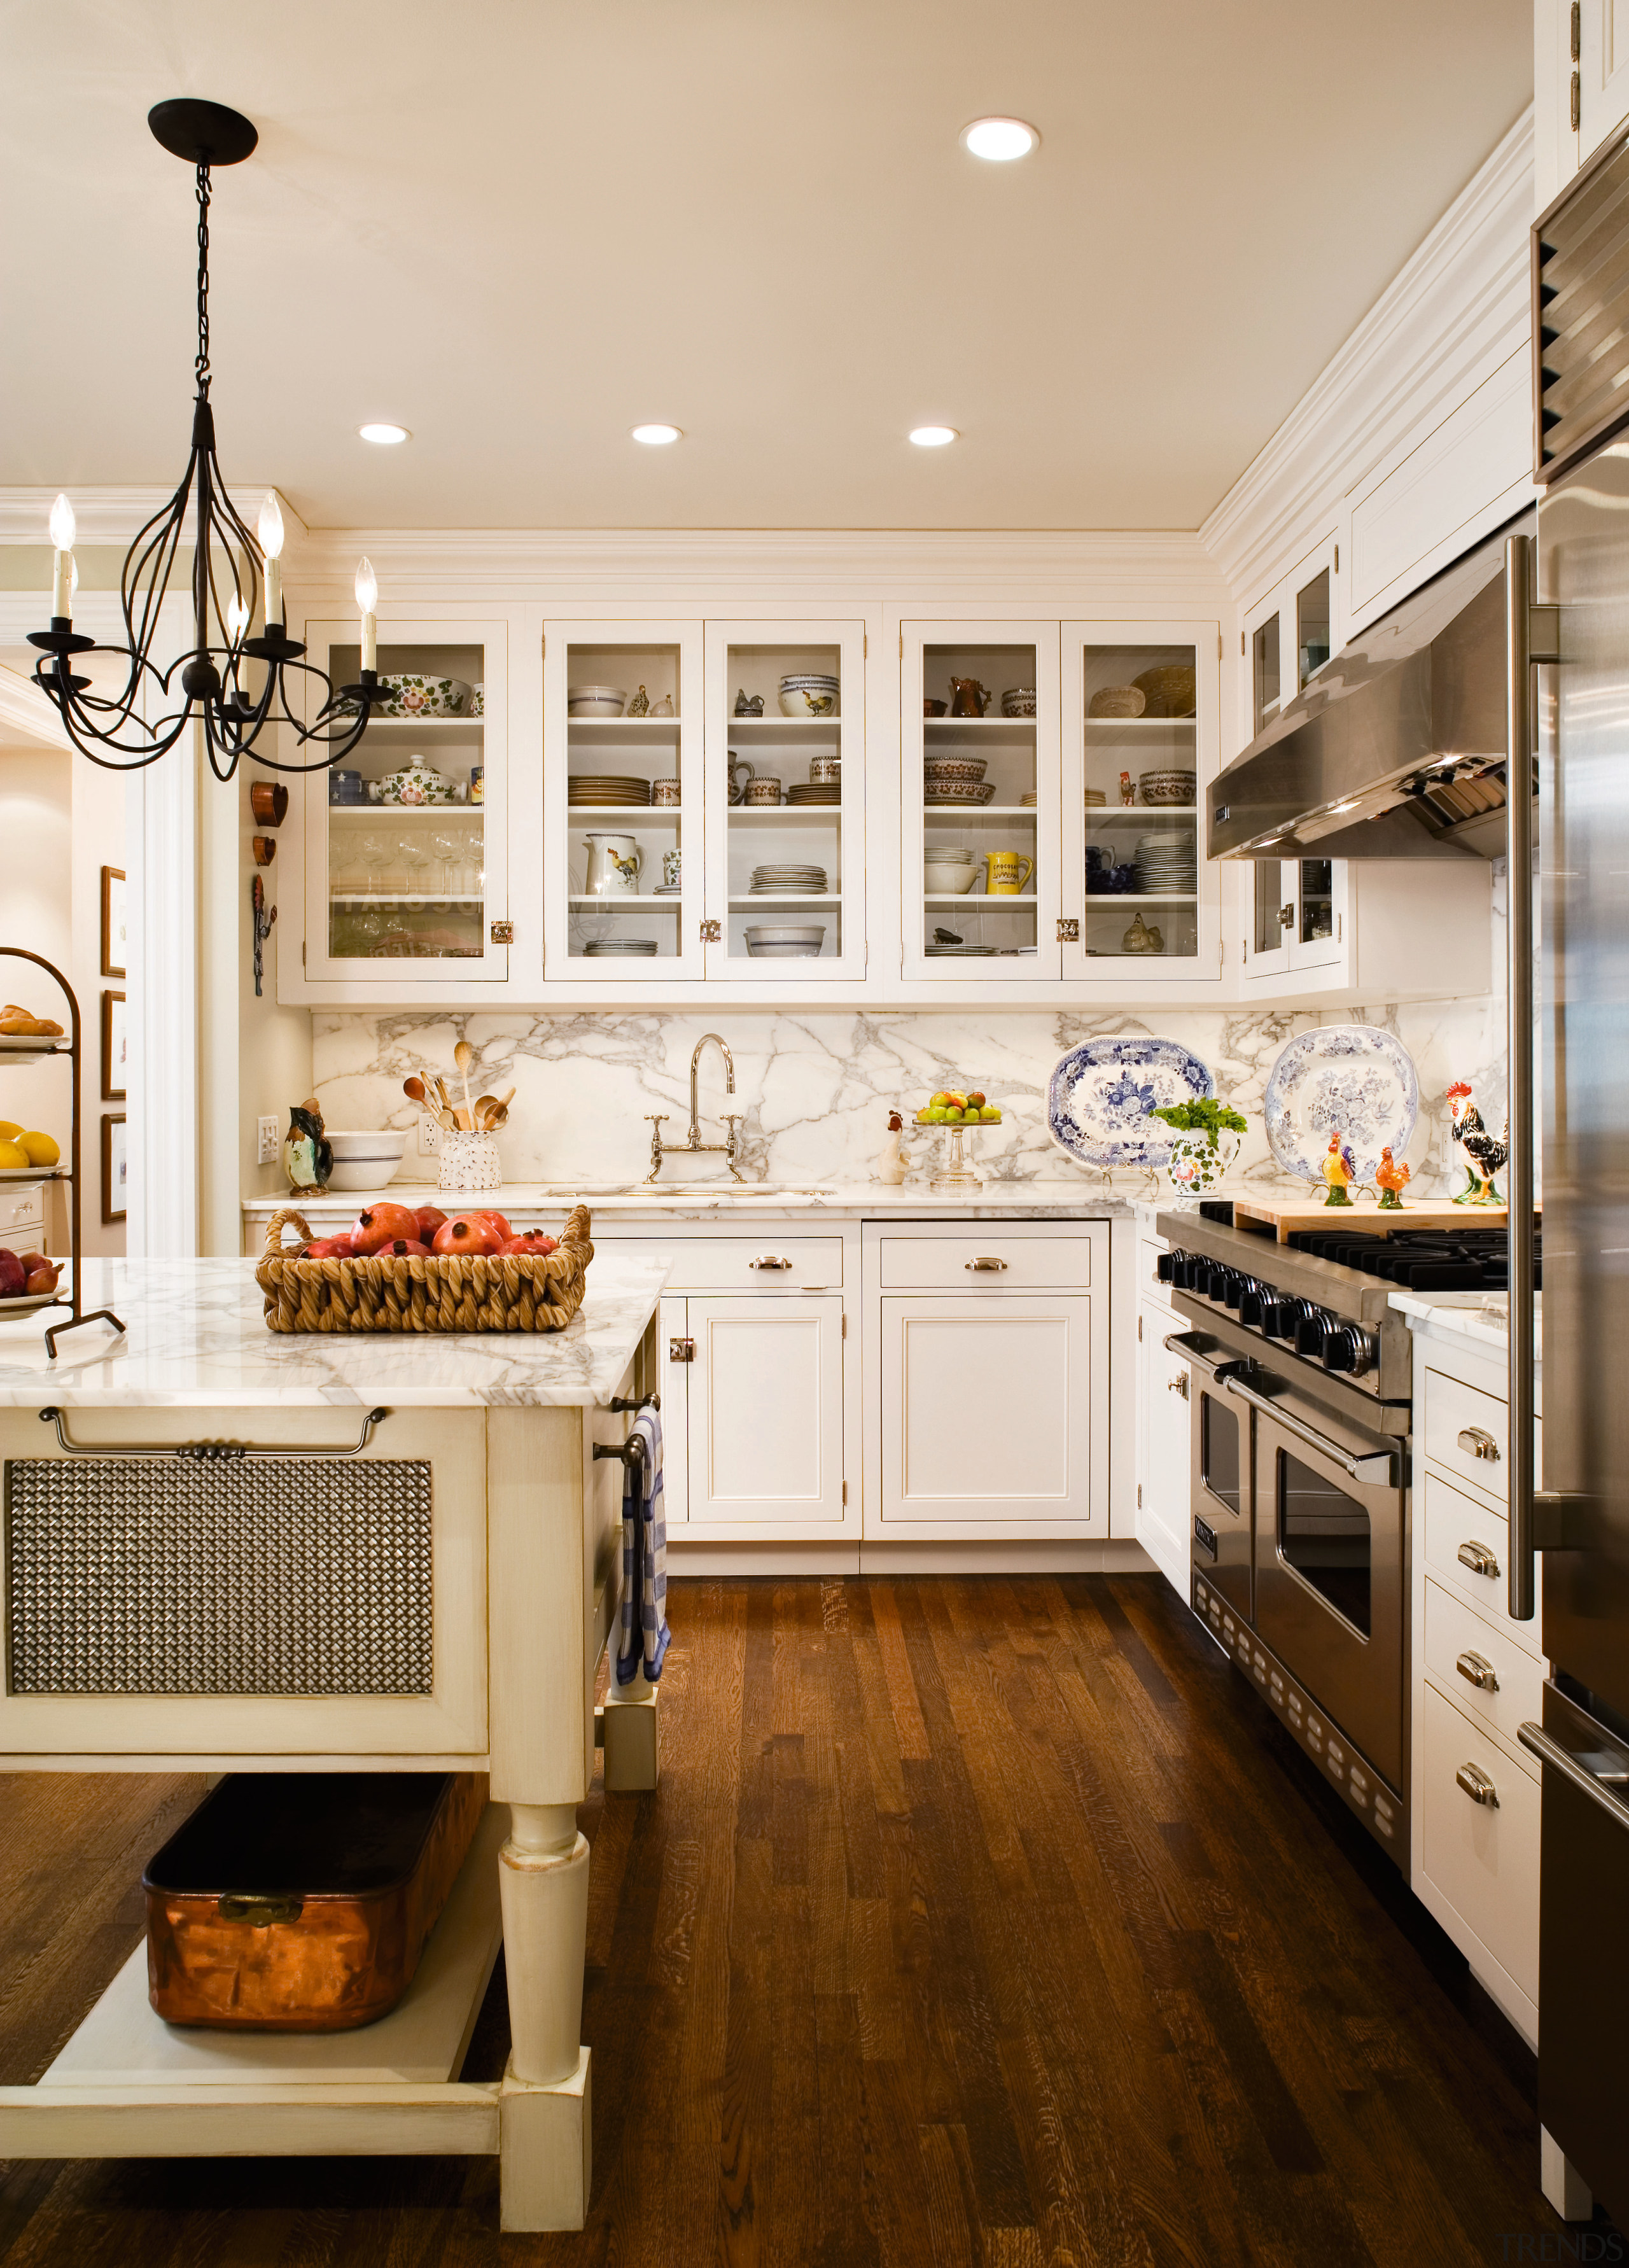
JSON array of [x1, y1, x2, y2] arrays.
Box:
[[414, 1205, 449, 1243], [302, 1235, 355, 1261], [431, 1213, 504, 1258], [500, 1232, 559, 1257], [350, 1201, 421, 1256], [469, 1208, 514, 1242], [0, 1249, 27, 1298], [387, 1238, 430, 1257]]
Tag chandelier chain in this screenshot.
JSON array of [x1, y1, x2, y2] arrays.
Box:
[[194, 160, 211, 392]]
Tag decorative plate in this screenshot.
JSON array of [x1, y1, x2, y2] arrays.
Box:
[[1263, 1025, 1418, 1184], [1046, 1037, 1215, 1169]]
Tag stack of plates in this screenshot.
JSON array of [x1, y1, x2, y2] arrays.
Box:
[[1020, 790, 1038, 808], [569, 775, 650, 806], [583, 937, 659, 956], [750, 864, 828, 894], [1084, 788, 1107, 807], [745, 923, 826, 958], [1134, 831, 1198, 894], [786, 782, 841, 805]]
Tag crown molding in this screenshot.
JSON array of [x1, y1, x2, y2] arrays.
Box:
[[0, 485, 306, 547], [1200, 104, 1535, 603]]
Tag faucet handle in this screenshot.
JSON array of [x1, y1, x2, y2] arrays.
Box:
[[644, 1114, 669, 1124]]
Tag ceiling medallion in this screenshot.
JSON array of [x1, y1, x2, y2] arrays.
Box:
[[29, 100, 388, 780]]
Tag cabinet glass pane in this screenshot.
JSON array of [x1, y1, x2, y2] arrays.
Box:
[[1297, 857, 1334, 946], [563, 641, 683, 963], [326, 640, 485, 962], [921, 643, 1038, 962], [1254, 860, 1290, 956], [723, 641, 844, 963], [1080, 641, 1198, 962], [1297, 568, 1331, 690], [1252, 613, 1280, 736]]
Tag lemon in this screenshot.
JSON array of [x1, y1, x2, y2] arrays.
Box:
[[0, 1141, 27, 1170], [18, 1132, 59, 1168], [0, 1121, 19, 1142]]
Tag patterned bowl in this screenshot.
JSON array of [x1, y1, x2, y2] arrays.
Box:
[[1131, 664, 1197, 717], [379, 675, 470, 718], [923, 755, 989, 787], [1000, 687, 1037, 717], [1139, 769, 1198, 805], [1088, 685, 1147, 718]]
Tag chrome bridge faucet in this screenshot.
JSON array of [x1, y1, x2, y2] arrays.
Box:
[[645, 1032, 744, 1182]]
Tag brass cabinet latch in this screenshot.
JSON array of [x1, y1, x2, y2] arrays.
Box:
[[669, 1337, 696, 1362], [490, 920, 514, 944], [1056, 918, 1079, 943], [700, 919, 722, 943]]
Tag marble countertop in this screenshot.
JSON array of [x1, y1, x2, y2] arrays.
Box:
[[0, 1255, 671, 1408], [1389, 1289, 1541, 1361]]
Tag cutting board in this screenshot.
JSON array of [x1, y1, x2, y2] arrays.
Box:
[[1229, 1195, 1510, 1246]]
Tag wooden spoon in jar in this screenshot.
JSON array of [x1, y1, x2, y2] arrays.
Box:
[[454, 1040, 477, 1124]]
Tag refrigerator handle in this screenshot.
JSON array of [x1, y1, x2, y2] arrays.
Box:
[[1507, 536, 1562, 1621]]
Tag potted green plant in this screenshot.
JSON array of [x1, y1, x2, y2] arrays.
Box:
[[1151, 1097, 1248, 1196]]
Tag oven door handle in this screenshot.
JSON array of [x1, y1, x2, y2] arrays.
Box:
[[1161, 1331, 1250, 1386], [1220, 1373, 1397, 1488], [1518, 1721, 1629, 1832]]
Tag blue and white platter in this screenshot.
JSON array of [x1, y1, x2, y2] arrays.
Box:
[[1046, 1037, 1215, 1170], [1263, 1025, 1418, 1185]]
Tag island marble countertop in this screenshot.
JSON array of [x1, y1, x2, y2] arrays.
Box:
[[0, 1255, 671, 1409], [242, 1176, 1318, 1231], [1389, 1289, 1541, 1361]]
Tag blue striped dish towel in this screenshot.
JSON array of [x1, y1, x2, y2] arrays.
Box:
[[615, 1408, 669, 1686]]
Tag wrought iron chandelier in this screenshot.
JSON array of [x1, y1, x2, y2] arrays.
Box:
[[29, 99, 388, 780]]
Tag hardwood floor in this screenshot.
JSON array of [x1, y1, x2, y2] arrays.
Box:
[[0, 1574, 1598, 2264]]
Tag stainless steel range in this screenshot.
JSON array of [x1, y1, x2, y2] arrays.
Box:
[[1158, 1204, 1535, 1864]]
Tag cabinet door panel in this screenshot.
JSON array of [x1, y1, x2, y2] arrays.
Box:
[[881, 1296, 1098, 1525], [660, 1294, 690, 1526], [1137, 1298, 1192, 1571], [687, 1295, 843, 1523]]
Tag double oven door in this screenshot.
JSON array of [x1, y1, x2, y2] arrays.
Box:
[[1185, 1340, 1408, 1797]]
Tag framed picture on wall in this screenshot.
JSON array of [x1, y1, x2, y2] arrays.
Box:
[[101, 1114, 127, 1224], [100, 990, 126, 1102], [101, 867, 126, 980]]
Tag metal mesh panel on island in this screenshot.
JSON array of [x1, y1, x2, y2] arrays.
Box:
[[4, 1457, 433, 1695]]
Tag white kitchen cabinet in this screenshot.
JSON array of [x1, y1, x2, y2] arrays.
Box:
[[1234, 855, 1492, 1005], [1241, 535, 1339, 750], [1135, 1295, 1192, 1594], [1578, 0, 1629, 174], [662, 1292, 846, 1535]]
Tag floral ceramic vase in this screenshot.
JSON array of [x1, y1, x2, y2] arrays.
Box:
[[1165, 1128, 1240, 1198]]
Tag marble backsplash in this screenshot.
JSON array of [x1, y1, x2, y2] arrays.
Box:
[[310, 989, 1509, 1198]]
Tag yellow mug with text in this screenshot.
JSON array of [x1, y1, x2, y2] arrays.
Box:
[[984, 851, 1035, 896]]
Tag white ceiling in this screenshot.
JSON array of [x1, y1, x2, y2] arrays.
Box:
[[1, 0, 1532, 533]]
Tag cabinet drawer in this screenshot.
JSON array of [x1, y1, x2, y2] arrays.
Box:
[[1422, 1366, 1514, 1499], [1140, 1236, 1172, 1303], [1421, 1470, 1543, 1656], [877, 1233, 1094, 1291], [1420, 1681, 1539, 2004], [1423, 1577, 1546, 1751], [605, 1237, 842, 1291], [0, 1186, 45, 1242]]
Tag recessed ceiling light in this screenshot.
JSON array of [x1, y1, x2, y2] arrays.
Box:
[[358, 422, 410, 445], [631, 423, 682, 445], [909, 426, 959, 447], [960, 116, 1039, 162]]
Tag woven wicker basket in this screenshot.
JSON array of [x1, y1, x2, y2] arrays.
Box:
[[255, 1205, 594, 1335]]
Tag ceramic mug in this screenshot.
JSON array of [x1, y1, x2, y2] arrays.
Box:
[[662, 848, 682, 888], [984, 851, 1035, 896], [728, 755, 755, 805], [808, 754, 841, 785], [745, 778, 783, 805], [583, 832, 643, 897], [652, 777, 682, 806]]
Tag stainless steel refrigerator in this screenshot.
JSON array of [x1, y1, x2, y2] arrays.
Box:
[[1516, 130, 1629, 2230]]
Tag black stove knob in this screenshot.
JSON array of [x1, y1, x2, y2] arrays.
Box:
[[1259, 1296, 1297, 1339], [1238, 1279, 1266, 1327], [1219, 1269, 1247, 1309], [1156, 1250, 1178, 1284], [1295, 1306, 1337, 1358], [1322, 1325, 1378, 1377]]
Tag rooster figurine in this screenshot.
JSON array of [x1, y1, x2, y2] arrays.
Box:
[[1446, 1079, 1507, 1206], [1374, 1145, 1411, 1210], [1321, 1130, 1357, 1207]]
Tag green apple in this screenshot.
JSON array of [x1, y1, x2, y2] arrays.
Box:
[[981, 1105, 1002, 1122], [914, 1108, 933, 1124], [927, 1105, 950, 1123], [946, 1106, 965, 1121], [930, 1091, 952, 1108]]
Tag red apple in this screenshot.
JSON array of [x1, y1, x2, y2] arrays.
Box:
[[432, 1213, 504, 1258], [387, 1238, 430, 1257], [302, 1234, 355, 1261], [500, 1232, 559, 1257], [414, 1205, 449, 1243], [0, 1249, 29, 1297], [350, 1201, 421, 1256]]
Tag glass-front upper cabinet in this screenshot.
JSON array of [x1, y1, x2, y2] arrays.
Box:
[[1060, 621, 1220, 983], [1243, 535, 1339, 745], [1247, 855, 1341, 980], [902, 622, 1061, 982], [702, 620, 866, 983], [300, 616, 507, 983], [542, 620, 704, 982]]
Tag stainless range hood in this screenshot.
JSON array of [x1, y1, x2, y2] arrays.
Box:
[[1208, 512, 1534, 862]]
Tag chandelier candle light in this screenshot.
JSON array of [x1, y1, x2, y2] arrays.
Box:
[[29, 100, 391, 781]]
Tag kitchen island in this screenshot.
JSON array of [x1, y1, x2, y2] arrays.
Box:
[[0, 1249, 669, 2232]]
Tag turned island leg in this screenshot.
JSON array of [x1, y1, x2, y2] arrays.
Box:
[[498, 1802, 592, 2231]]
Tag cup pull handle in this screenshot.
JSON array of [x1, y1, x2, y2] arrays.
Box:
[[965, 1257, 1009, 1272], [1457, 1426, 1501, 1462], [1457, 1539, 1501, 1578], [749, 1256, 793, 1270], [1455, 1650, 1499, 1693], [1455, 1762, 1499, 1808]]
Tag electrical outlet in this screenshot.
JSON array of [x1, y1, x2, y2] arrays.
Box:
[[256, 1114, 280, 1166], [420, 1113, 440, 1156]]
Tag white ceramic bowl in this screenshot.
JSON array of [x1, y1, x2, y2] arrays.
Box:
[[779, 687, 840, 718], [743, 925, 826, 944], [568, 687, 627, 717], [324, 1129, 407, 1192]]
